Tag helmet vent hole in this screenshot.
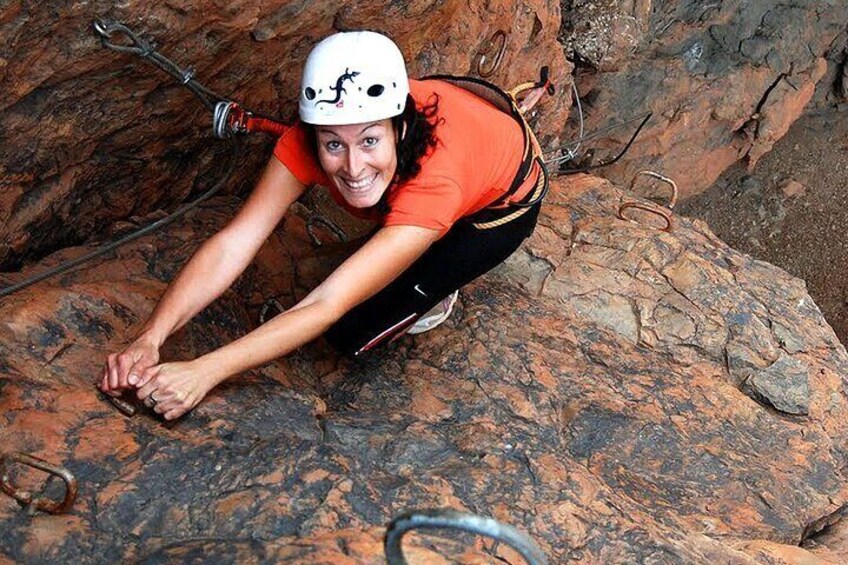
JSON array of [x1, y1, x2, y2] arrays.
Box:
[[367, 84, 385, 97], [304, 87, 316, 100]]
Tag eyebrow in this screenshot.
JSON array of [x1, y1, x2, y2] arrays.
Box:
[[317, 123, 382, 136]]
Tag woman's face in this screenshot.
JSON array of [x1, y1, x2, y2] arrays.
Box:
[[315, 119, 398, 208]]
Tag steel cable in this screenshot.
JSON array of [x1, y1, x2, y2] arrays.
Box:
[[93, 19, 226, 110], [0, 20, 249, 299], [0, 137, 240, 298]]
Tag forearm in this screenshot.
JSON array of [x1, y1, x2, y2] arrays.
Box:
[[139, 234, 255, 346], [192, 298, 340, 386]]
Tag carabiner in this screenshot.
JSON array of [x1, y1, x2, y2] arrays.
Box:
[[0, 452, 78, 514], [213, 101, 251, 139]]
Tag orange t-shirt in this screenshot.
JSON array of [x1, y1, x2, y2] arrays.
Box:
[[273, 79, 536, 236]]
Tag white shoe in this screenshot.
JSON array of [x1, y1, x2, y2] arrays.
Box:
[[407, 291, 459, 335]]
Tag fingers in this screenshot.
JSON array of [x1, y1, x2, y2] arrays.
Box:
[[135, 364, 160, 390], [136, 366, 163, 401], [102, 337, 161, 394], [128, 348, 159, 388], [103, 351, 141, 393], [102, 354, 126, 396], [147, 383, 192, 421], [99, 365, 121, 397], [116, 353, 135, 389]]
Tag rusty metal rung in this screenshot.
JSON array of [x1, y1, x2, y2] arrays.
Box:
[[96, 386, 137, 417], [629, 170, 679, 210], [476, 30, 507, 78], [306, 215, 348, 247], [0, 452, 78, 514], [617, 201, 674, 232]]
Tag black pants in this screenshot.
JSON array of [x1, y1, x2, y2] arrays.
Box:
[[324, 202, 541, 356]]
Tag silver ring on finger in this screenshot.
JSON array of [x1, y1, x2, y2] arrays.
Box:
[[144, 391, 159, 408]]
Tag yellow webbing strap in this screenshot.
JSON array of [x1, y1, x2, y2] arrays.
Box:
[[470, 162, 547, 230]]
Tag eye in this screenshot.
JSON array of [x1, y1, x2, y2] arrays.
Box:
[[362, 136, 379, 148], [324, 140, 343, 152]]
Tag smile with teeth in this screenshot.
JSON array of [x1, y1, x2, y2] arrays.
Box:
[[341, 173, 378, 191]]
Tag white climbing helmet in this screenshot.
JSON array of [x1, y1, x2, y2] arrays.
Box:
[[299, 31, 410, 126]]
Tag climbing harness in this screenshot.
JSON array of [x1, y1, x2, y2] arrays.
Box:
[[424, 72, 552, 215], [617, 170, 678, 232], [0, 452, 78, 514], [476, 30, 508, 78], [384, 508, 548, 565]]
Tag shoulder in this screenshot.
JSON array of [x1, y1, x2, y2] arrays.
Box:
[[272, 121, 326, 187]]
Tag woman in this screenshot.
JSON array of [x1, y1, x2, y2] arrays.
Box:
[[100, 31, 546, 420]]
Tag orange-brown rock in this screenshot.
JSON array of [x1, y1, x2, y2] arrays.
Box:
[[0, 0, 571, 270], [558, 0, 848, 197], [2, 175, 848, 562]]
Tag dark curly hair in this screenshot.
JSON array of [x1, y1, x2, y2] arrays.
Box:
[[391, 93, 441, 183]]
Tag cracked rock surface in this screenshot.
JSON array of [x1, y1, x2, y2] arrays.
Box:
[[2, 175, 848, 563], [558, 0, 848, 197]]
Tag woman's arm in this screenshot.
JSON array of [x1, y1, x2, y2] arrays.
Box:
[[135, 224, 441, 419], [101, 157, 306, 394]]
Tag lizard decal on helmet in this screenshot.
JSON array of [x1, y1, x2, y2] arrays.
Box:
[[316, 68, 361, 107]]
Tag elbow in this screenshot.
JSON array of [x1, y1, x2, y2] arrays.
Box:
[[300, 293, 350, 330]]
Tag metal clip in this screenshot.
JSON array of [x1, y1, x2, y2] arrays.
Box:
[[92, 19, 113, 39], [181, 66, 196, 84], [213, 101, 252, 139], [107, 393, 137, 417], [476, 30, 507, 78], [0, 452, 78, 514]]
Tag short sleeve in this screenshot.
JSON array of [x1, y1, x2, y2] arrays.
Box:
[[272, 121, 327, 186], [383, 176, 464, 236]]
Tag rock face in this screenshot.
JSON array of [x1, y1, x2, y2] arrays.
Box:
[[558, 0, 848, 197], [2, 175, 848, 563], [0, 0, 571, 271]]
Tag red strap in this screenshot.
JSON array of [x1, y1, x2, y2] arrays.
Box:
[[245, 115, 288, 137]]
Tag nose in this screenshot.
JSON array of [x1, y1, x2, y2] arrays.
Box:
[[343, 148, 365, 178]]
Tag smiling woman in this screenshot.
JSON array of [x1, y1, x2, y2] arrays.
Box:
[[99, 31, 546, 420], [315, 120, 398, 209]]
